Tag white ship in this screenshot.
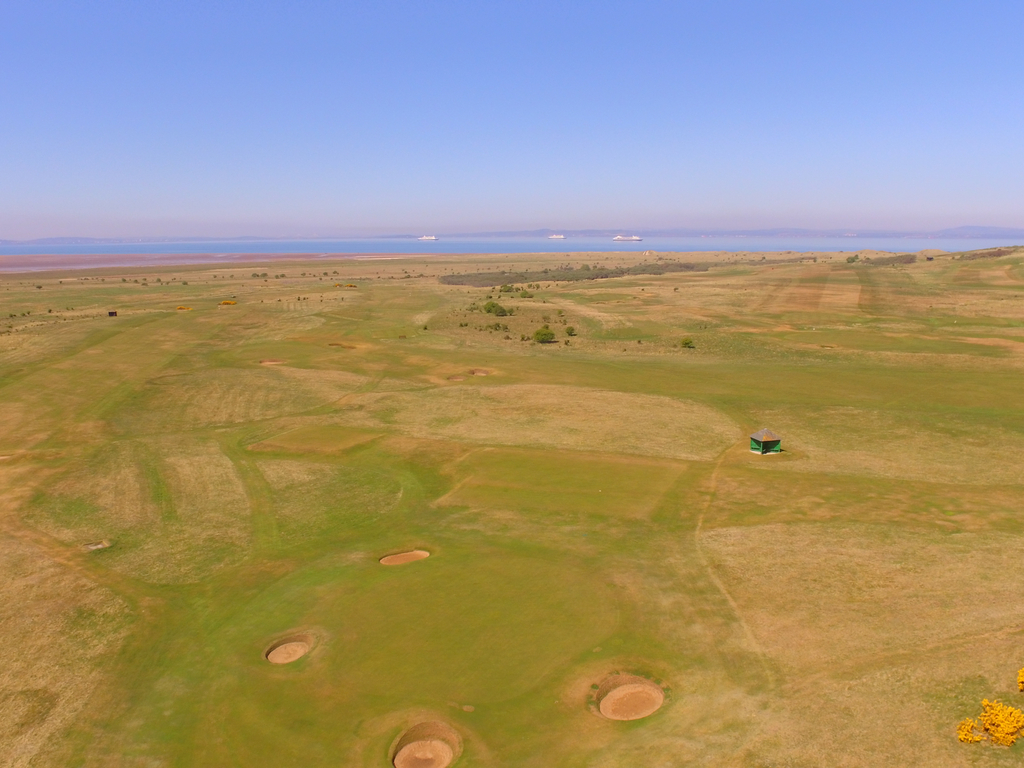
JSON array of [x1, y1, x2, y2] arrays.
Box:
[[612, 235, 642, 242], [547, 234, 565, 239], [418, 235, 438, 241]]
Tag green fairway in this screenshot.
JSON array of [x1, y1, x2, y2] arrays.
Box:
[[2, 248, 1024, 766]]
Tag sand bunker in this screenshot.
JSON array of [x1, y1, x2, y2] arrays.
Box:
[[392, 722, 461, 768], [265, 634, 315, 664], [380, 549, 430, 566], [446, 375, 466, 381], [83, 539, 111, 551], [328, 342, 356, 348], [259, 359, 285, 365], [596, 675, 665, 720], [468, 368, 491, 376]]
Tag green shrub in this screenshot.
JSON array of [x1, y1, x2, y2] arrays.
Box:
[[533, 326, 556, 343], [566, 326, 577, 336], [681, 337, 695, 348], [483, 301, 510, 316]]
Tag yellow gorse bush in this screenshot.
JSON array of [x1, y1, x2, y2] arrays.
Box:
[[958, 667, 1024, 747], [957, 718, 983, 743], [978, 699, 1024, 747]]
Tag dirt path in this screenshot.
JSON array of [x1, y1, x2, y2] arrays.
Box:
[[693, 441, 777, 691]]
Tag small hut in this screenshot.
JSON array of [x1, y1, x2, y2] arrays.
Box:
[[750, 428, 781, 454]]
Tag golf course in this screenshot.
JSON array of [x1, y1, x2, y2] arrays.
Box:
[[2, 247, 1023, 766]]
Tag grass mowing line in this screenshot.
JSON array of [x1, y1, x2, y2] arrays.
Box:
[[0, 322, 132, 395], [215, 432, 280, 553], [693, 441, 777, 691]]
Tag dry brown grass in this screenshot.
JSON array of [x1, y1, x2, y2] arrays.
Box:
[[749, 405, 1024, 485], [249, 425, 380, 454], [701, 523, 1024, 676], [336, 384, 738, 460], [0, 477, 130, 768], [29, 438, 252, 583], [122, 367, 367, 432]]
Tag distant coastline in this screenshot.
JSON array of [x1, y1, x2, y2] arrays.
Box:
[[5, 224, 1024, 248], [2, 235, 1021, 272]]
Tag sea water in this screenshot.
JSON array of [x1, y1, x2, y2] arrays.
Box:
[[0, 236, 1018, 271]]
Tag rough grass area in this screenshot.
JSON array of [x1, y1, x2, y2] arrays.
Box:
[[1, 247, 1023, 766], [335, 383, 739, 460], [438, 259, 709, 286]]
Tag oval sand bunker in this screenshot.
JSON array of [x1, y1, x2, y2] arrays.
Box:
[[392, 722, 461, 768], [597, 675, 664, 721], [380, 549, 430, 566], [264, 635, 314, 664]]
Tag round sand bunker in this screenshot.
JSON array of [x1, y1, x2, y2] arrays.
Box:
[[380, 549, 430, 566], [596, 675, 665, 721], [391, 722, 461, 768], [264, 634, 314, 664], [468, 368, 490, 376]]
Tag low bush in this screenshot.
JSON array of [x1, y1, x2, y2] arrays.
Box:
[[483, 301, 510, 316], [957, 718, 983, 743], [867, 253, 916, 266], [533, 325, 556, 343], [979, 699, 1024, 746], [959, 696, 1024, 746]]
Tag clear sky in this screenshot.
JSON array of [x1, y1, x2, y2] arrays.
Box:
[[2, 1, 1022, 239]]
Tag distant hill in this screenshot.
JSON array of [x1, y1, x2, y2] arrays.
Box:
[[932, 226, 1024, 238]]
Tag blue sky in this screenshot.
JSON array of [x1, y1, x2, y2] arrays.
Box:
[[1, 1, 1022, 239]]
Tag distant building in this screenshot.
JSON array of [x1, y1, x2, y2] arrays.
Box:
[[750, 428, 781, 454], [108, 311, 117, 317]]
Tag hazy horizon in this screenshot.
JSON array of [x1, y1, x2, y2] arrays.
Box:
[[6, 224, 1024, 246], [3, 1, 1023, 239]]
